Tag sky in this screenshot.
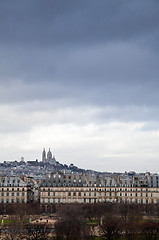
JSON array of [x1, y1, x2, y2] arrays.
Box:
[[0, 0, 159, 172]]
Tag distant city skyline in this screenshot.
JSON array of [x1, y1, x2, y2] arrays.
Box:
[[0, 1, 159, 173]]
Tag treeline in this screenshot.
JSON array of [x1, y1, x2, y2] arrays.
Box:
[[0, 202, 56, 216], [1, 203, 159, 239], [54, 203, 159, 240]]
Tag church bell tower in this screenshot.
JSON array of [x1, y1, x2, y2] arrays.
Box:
[[42, 148, 46, 163]]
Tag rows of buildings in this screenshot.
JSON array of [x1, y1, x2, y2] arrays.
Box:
[[0, 172, 159, 205], [0, 149, 159, 205]]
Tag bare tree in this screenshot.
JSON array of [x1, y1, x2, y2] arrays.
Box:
[[54, 205, 86, 240], [139, 221, 159, 240], [100, 216, 121, 240]]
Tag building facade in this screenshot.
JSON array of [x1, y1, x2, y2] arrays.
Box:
[[39, 173, 159, 205], [40, 186, 159, 204], [0, 176, 29, 204]]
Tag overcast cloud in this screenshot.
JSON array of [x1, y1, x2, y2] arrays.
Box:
[[0, 0, 159, 172]]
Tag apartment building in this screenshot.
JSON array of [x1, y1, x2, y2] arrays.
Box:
[[39, 173, 159, 204], [0, 176, 29, 204]]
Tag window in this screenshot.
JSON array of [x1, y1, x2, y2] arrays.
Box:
[[17, 192, 19, 196], [12, 192, 14, 196], [7, 193, 9, 196]]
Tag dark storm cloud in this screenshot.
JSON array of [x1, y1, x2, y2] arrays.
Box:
[[0, 0, 159, 108], [0, 43, 159, 108], [0, 0, 158, 47]]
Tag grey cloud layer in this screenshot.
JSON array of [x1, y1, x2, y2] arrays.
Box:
[[0, 0, 158, 47], [0, 43, 159, 108], [0, 0, 159, 108]]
